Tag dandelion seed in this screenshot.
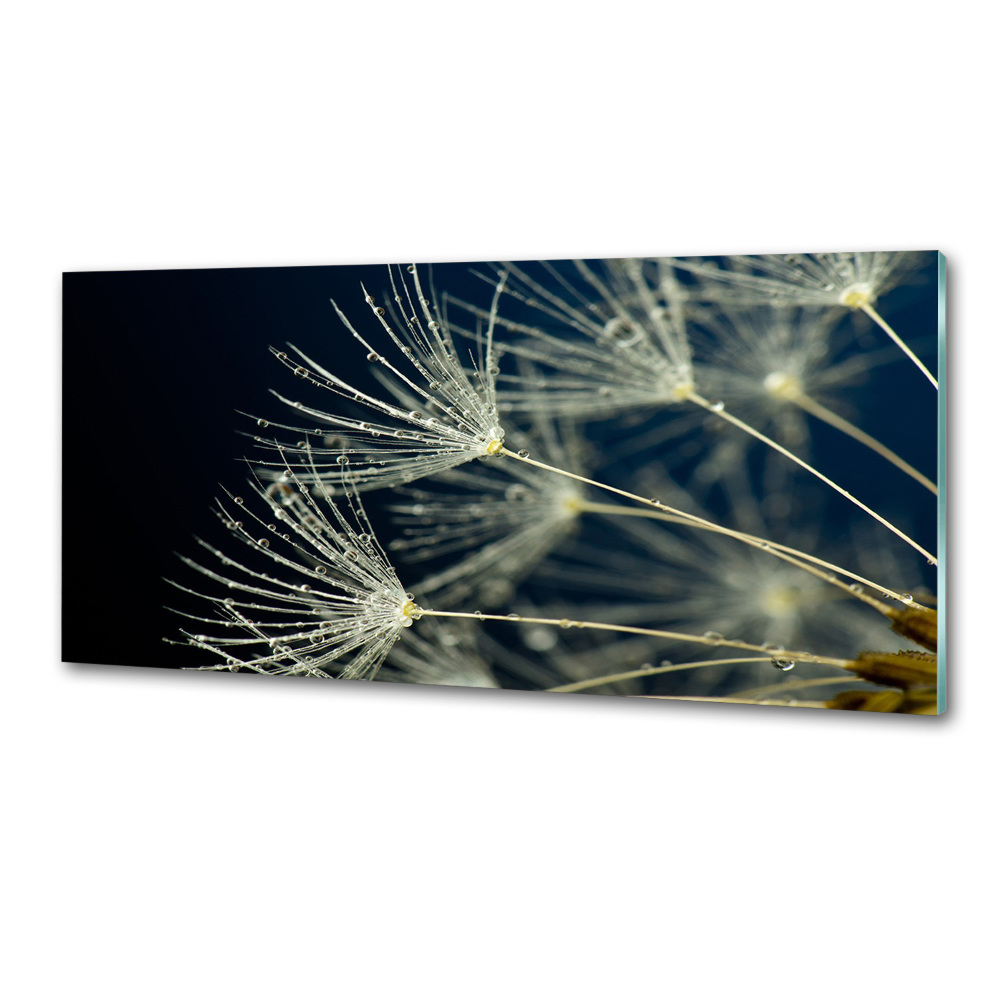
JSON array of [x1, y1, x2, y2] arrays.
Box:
[[256, 265, 509, 492], [671, 251, 937, 387], [453, 259, 696, 418], [679, 302, 918, 482], [169, 471, 418, 680], [671, 251, 923, 311]]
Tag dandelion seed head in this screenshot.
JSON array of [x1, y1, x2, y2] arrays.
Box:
[[839, 283, 875, 309], [170, 470, 417, 680], [451, 259, 696, 419], [762, 370, 804, 401], [256, 265, 508, 493], [758, 582, 806, 618], [684, 302, 886, 472], [672, 251, 925, 310]]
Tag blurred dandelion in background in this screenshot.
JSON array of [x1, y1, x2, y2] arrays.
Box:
[[672, 251, 937, 388]]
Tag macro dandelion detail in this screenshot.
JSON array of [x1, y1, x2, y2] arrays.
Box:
[[464, 258, 696, 418], [671, 251, 937, 388], [670, 252, 922, 310], [62, 250, 944, 713], [166, 471, 419, 680], [254, 265, 508, 493], [385, 420, 588, 609]]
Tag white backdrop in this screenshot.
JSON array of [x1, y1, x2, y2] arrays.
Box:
[[3, 3, 993, 998]]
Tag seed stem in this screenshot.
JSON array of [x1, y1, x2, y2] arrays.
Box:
[[792, 392, 937, 495], [574, 500, 912, 611], [640, 695, 829, 708], [861, 302, 938, 389], [687, 390, 936, 565], [503, 448, 910, 613], [547, 656, 773, 693], [417, 609, 850, 668], [728, 674, 864, 701]]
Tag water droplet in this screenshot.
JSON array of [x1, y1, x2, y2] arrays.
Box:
[[640, 662, 655, 671], [702, 630, 724, 644], [316, 566, 327, 575], [506, 613, 521, 620], [899, 593, 913, 604], [257, 538, 270, 548], [366, 351, 379, 362], [234, 497, 244, 505], [375, 307, 386, 317], [708, 399, 725, 413], [294, 366, 309, 378], [602, 317, 643, 346], [407, 265, 416, 274], [771, 657, 796, 671], [517, 449, 530, 458], [409, 410, 423, 420], [559, 618, 571, 629], [849, 583, 864, 594], [257, 418, 269, 428], [336, 455, 350, 466]]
